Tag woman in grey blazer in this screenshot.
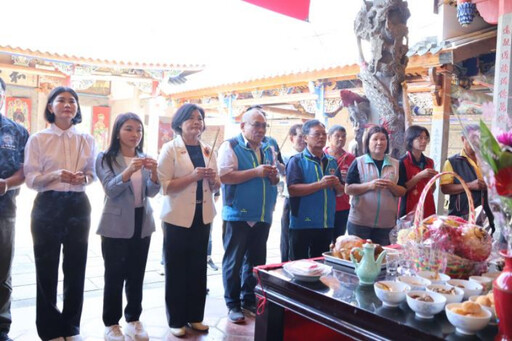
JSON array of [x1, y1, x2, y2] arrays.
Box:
[[95, 113, 160, 341]]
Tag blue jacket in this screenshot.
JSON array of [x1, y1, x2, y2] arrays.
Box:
[[288, 148, 338, 229], [96, 152, 161, 238], [222, 134, 277, 223]]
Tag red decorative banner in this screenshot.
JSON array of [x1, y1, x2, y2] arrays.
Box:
[[92, 106, 110, 152], [6, 97, 31, 132], [243, 0, 310, 21]]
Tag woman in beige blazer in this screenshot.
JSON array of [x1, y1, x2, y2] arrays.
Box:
[[157, 103, 220, 338]]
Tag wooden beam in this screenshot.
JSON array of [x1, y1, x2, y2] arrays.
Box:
[[169, 65, 360, 100], [452, 36, 497, 64], [264, 106, 315, 120], [0, 62, 66, 78], [0, 46, 203, 71], [169, 35, 497, 101]]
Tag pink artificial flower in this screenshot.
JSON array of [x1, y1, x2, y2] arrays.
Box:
[[497, 131, 512, 148]]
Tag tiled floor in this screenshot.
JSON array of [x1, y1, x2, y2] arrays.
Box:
[[8, 183, 284, 340]]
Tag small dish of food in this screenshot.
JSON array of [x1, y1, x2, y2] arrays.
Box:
[[374, 281, 411, 307], [406, 290, 446, 319], [283, 260, 332, 282], [469, 276, 493, 293], [417, 270, 450, 285], [445, 301, 491, 335], [426, 284, 464, 304], [447, 279, 483, 299], [397, 275, 431, 291], [469, 292, 496, 323]]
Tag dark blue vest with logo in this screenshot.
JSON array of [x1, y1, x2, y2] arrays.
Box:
[[289, 149, 337, 229], [221, 134, 277, 223]]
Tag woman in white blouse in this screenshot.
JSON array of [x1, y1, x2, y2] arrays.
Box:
[[24, 87, 96, 341], [95, 112, 160, 341], [157, 103, 220, 338]]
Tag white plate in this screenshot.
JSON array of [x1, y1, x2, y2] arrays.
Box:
[[283, 261, 332, 282]]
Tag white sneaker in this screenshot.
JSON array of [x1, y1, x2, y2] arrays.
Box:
[[49, 338, 65, 341], [66, 336, 83, 341], [168, 327, 186, 338], [104, 325, 124, 341], [125, 321, 149, 341]]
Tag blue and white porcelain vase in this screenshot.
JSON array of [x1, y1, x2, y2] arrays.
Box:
[[457, 1, 476, 27]]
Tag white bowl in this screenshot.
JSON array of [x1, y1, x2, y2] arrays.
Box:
[[469, 295, 496, 322], [482, 271, 500, 282], [426, 284, 464, 304], [445, 302, 491, 335], [469, 276, 493, 293], [406, 290, 446, 319], [374, 281, 411, 307], [447, 279, 483, 299], [398, 275, 431, 290], [417, 271, 450, 284]]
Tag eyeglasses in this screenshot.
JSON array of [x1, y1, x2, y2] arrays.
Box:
[[308, 132, 327, 138], [247, 122, 269, 129]]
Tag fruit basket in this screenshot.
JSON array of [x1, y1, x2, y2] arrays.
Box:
[[397, 172, 491, 279]]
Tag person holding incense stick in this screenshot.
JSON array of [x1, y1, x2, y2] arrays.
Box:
[[287, 119, 343, 260], [324, 125, 355, 241], [24, 87, 96, 341], [218, 108, 279, 323], [157, 103, 220, 338], [345, 125, 406, 246], [96, 112, 160, 341]]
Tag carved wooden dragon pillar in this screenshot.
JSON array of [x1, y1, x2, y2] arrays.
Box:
[[354, 0, 410, 158]]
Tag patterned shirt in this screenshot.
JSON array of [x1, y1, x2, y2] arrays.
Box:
[[0, 115, 29, 217]]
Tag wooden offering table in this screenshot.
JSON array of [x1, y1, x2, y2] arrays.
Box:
[[254, 260, 497, 341]]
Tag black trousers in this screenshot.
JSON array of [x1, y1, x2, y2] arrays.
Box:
[[0, 217, 15, 335], [289, 228, 333, 261], [222, 220, 270, 309], [31, 191, 90, 341], [280, 197, 290, 262], [164, 205, 210, 328], [333, 209, 349, 242], [101, 207, 151, 326]]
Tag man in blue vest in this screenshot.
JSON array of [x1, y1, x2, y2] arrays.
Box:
[[217, 108, 279, 323], [441, 124, 494, 231], [287, 119, 343, 261], [0, 77, 29, 341]]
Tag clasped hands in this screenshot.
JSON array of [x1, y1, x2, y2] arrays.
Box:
[[192, 167, 217, 186], [370, 178, 395, 190], [320, 175, 342, 191], [59, 170, 87, 185], [255, 164, 278, 180], [127, 157, 158, 174]]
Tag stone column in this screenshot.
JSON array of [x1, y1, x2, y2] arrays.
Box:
[[493, 10, 512, 132]]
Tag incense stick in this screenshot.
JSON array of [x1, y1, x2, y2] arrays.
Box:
[[74, 136, 85, 173], [206, 128, 220, 168], [279, 134, 288, 152]]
